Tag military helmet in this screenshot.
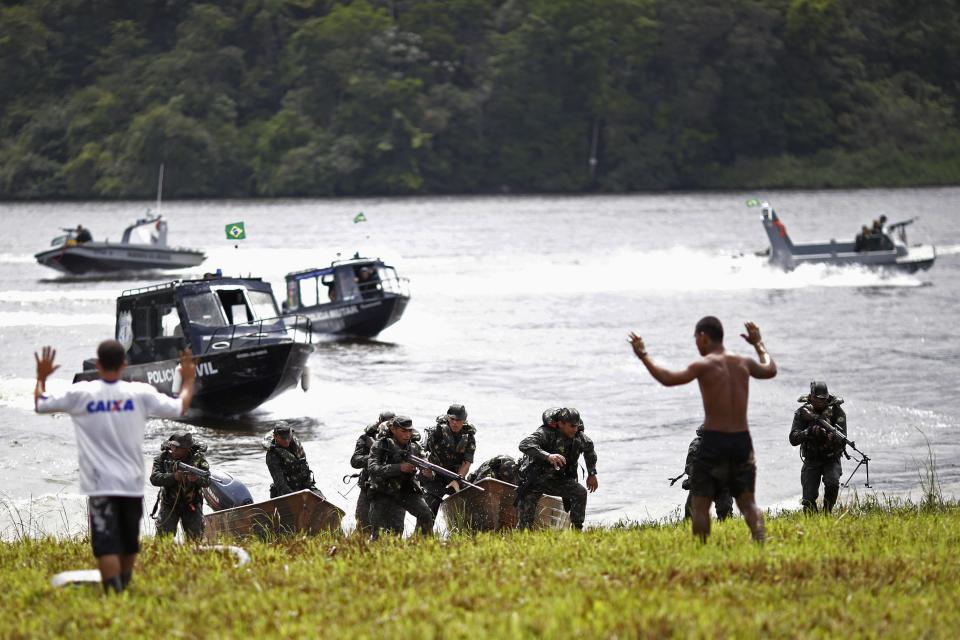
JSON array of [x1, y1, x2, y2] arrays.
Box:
[[391, 415, 414, 430], [542, 407, 561, 426], [378, 410, 396, 424], [446, 404, 467, 421], [810, 381, 829, 399], [556, 407, 581, 425]]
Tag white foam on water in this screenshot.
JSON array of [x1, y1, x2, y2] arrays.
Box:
[[413, 248, 924, 297], [0, 253, 34, 264], [937, 244, 960, 256], [0, 311, 115, 327], [0, 289, 118, 303]]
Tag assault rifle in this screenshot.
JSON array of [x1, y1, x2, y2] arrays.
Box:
[[404, 453, 485, 492], [176, 461, 211, 480], [798, 407, 871, 488]]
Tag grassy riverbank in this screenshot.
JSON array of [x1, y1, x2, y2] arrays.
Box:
[[2, 500, 959, 639]]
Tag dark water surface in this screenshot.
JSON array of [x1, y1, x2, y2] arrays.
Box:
[[1, 189, 958, 536]]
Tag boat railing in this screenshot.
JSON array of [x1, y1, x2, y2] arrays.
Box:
[[120, 281, 178, 298], [201, 314, 313, 354], [355, 274, 411, 300]]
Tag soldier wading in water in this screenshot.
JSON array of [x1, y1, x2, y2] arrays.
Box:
[[516, 407, 598, 530], [629, 317, 777, 543], [790, 381, 848, 513]]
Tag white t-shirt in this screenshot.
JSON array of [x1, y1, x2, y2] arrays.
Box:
[[36, 379, 183, 497]]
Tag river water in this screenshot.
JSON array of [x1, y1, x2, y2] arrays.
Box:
[[1, 188, 958, 537]]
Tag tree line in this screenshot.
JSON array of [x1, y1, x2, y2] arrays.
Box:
[[1, 0, 958, 199]]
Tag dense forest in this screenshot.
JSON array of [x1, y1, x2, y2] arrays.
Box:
[[1, 0, 958, 199]]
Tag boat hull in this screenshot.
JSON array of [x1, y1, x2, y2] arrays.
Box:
[[35, 242, 205, 275], [72, 342, 313, 415], [296, 294, 409, 337], [203, 490, 344, 540], [440, 478, 570, 531]]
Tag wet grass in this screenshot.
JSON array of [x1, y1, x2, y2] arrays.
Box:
[[2, 498, 959, 639]]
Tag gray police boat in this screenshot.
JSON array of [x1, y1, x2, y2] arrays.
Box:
[[282, 256, 410, 338], [72, 275, 313, 415], [759, 202, 935, 272], [34, 216, 205, 275]]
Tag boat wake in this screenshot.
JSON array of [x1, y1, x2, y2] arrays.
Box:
[[0, 311, 115, 328], [411, 247, 926, 297], [937, 244, 960, 256]]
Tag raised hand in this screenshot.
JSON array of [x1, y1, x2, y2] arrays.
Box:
[[178, 348, 197, 385], [628, 332, 648, 358], [740, 322, 762, 345], [35, 346, 60, 382]]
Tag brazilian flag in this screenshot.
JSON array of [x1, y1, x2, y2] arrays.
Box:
[[354, 212, 367, 223], [225, 221, 246, 240], [745, 199, 761, 207]]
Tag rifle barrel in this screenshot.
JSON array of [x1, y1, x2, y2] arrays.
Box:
[[406, 454, 485, 492]]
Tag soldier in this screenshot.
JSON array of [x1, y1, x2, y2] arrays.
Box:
[[790, 381, 847, 513], [682, 426, 733, 521], [366, 415, 435, 538], [349, 410, 395, 533], [516, 407, 598, 530], [467, 455, 519, 485], [150, 432, 210, 540], [264, 424, 322, 498], [422, 403, 477, 515]]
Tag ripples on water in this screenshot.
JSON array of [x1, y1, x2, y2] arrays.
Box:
[[1, 189, 958, 537]]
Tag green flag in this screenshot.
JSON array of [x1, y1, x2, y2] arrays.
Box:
[[745, 199, 761, 208], [353, 212, 367, 223], [225, 221, 246, 240]]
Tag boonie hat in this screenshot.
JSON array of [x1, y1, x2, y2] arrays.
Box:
[[446, 404, 467, 421]]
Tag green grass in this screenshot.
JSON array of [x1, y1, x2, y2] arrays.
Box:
[[2, 498, 959, 639]]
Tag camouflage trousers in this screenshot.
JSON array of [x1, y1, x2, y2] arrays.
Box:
[[354, 487, 372, 534], [684, 490, 734, 521], [422, 477, 457, 517], [517, 477, 587, 530], [801, 458, 843, 513], [368, 491, 435, 539], [155, 501, 204, 540]]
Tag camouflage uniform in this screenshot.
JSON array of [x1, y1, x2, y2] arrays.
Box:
[[467, 455, 519, 485], [350, 418, 392, 533], [422, 416, 477, 515], [790, 392, 847, 513], [682, 429, 733, 521], [150, 444, 210, 540], [265, 434, 321, 498], [366, 431, 434, 538], [516, 423, 597, 530]]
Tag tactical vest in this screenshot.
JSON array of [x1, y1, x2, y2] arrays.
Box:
[[154, 448, 208, 506], [366, 437, 425, 495], [426, 418, 476, 471], [795, 395, 846, 461], [266, 437, 314, 491]]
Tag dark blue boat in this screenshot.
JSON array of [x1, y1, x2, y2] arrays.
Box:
[[73, 276, 313, 415], [282, 256, 410, 338]]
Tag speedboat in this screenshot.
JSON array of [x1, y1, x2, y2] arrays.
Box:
[[758, 202, 935, 272], [282, 255, 410, 337], [72, 275, 313, 415], [35, 216, 205, 275]]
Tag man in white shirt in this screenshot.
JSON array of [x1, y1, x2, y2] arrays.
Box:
[[34, 340, 196, 594]]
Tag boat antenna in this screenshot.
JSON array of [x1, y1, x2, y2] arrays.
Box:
[[156, 164, 164, 216]]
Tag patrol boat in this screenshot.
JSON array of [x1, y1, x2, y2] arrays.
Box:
[[34, 216, 206, 275], [282, 256, 410, 338], [759, 202, 936, 272], [72, 276, 313, 415]]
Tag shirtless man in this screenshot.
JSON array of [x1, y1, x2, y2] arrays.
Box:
[[628, 317, 776, 543]]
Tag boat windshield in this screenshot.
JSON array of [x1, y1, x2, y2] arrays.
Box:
[[182, 292, 227, 327], [247, 290, 279, 320]]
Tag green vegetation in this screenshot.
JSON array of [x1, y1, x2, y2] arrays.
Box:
[[1, 0, 959, 199], [3, 498, 959, 638]]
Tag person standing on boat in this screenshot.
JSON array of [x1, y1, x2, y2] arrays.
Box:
[[681, 426, 733, 521], [422, 403, 477, 516], [264, 424, 322, 498], [516, 407, 598, 530], [349, 410, 396, 534], [150, 432, 210, 540], [790, 381, 847, 514], [75, 224, 93, 243], [33, 340, 196, 594], [628, 318, 776, 543], [366, 415, 435, 538]]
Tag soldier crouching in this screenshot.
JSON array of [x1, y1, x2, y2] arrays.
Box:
[[516, 407, 598, 530], [150, 432, 209, 540], [366, 415, 435, 539]]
